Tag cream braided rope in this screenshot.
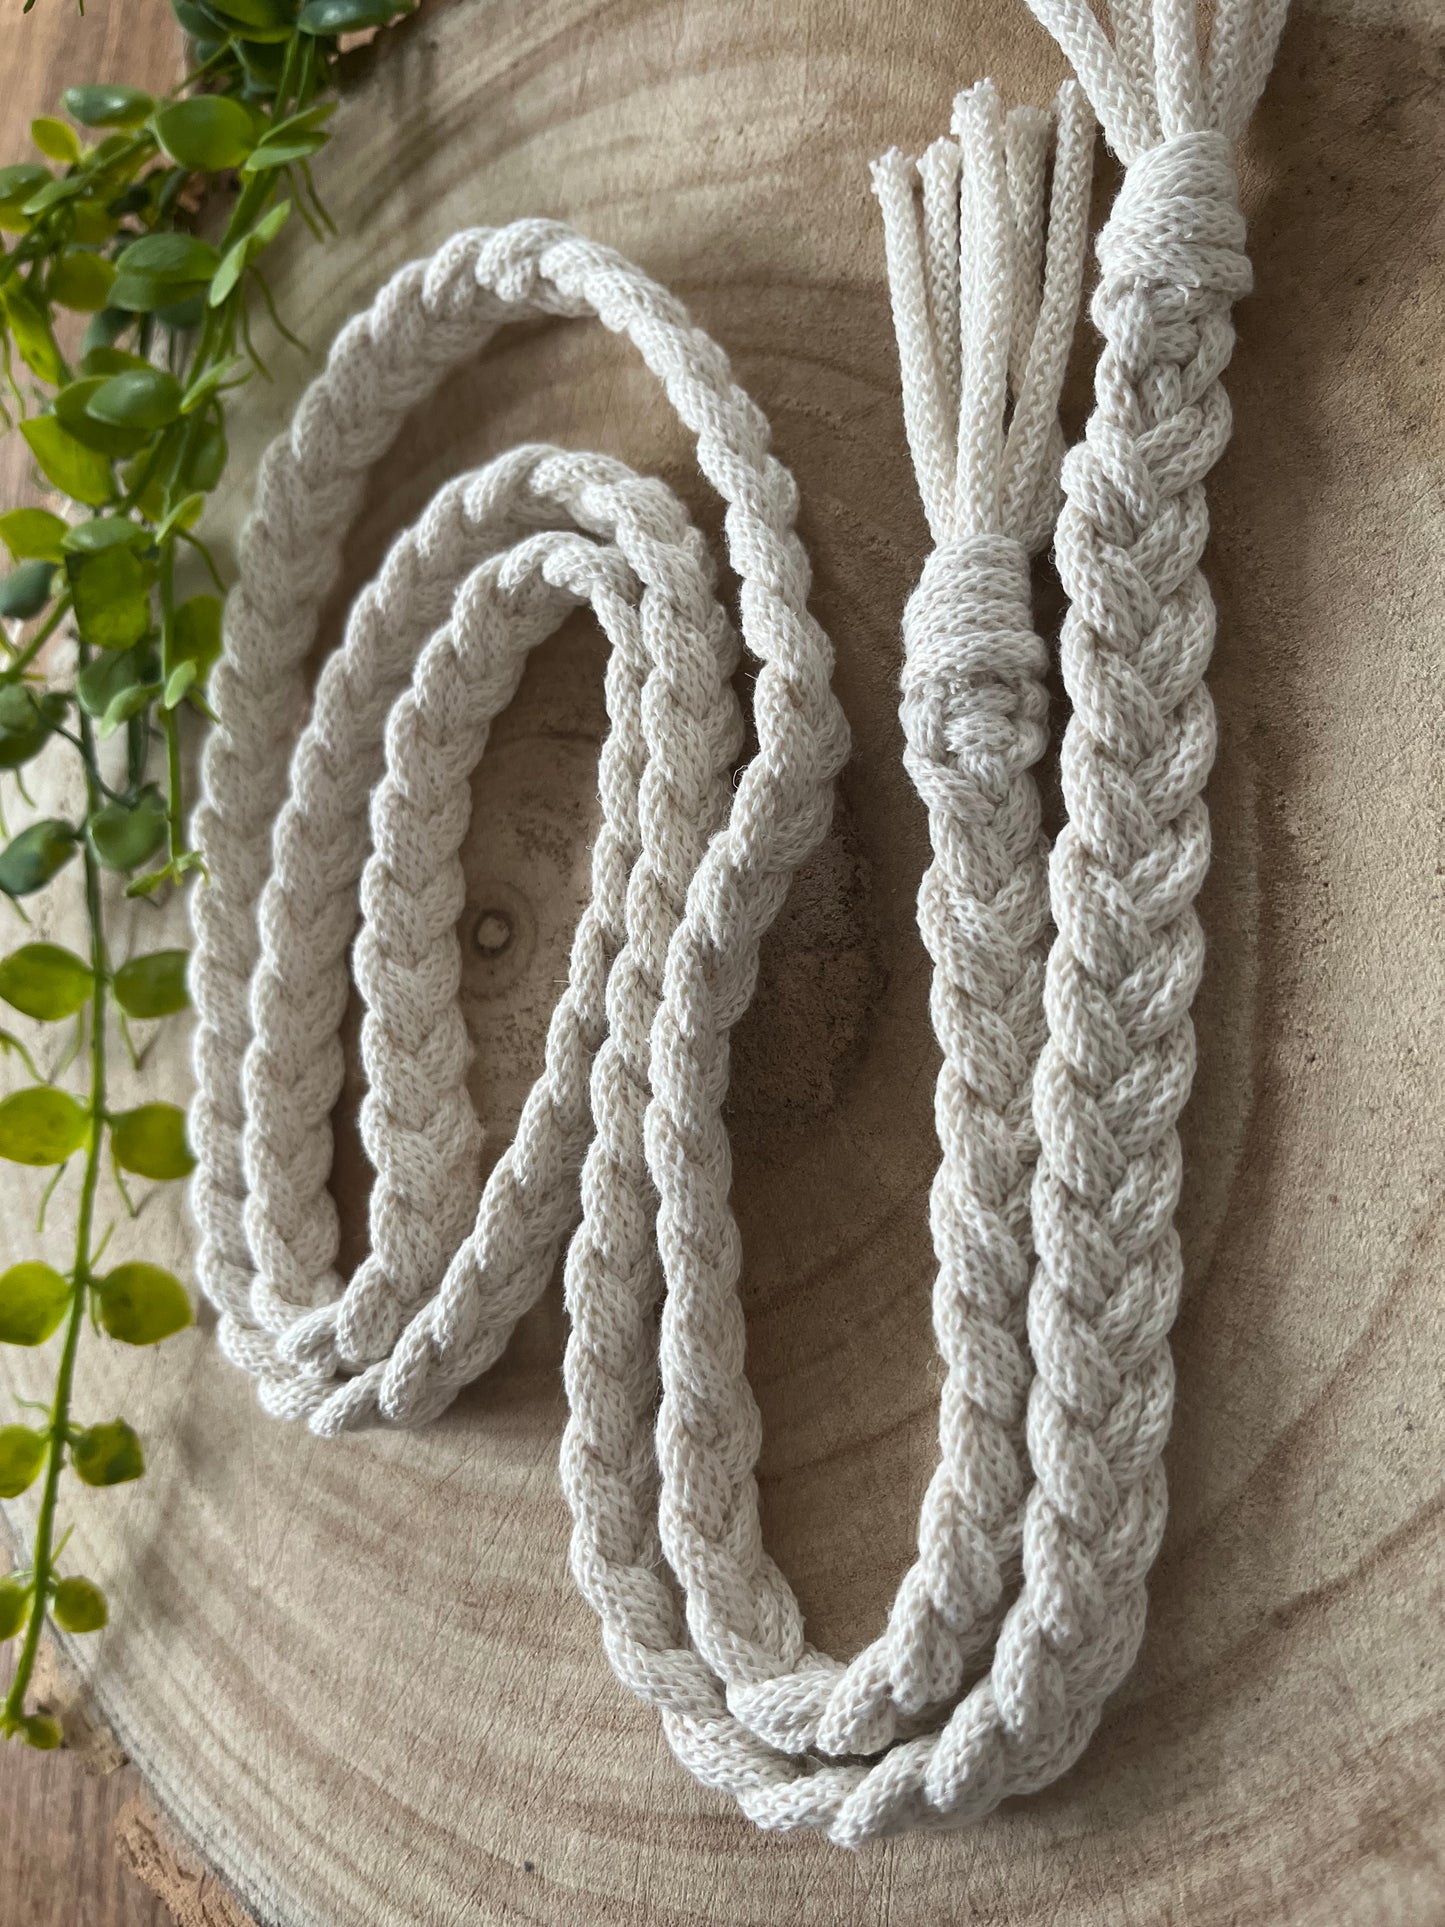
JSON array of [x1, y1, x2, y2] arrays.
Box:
[[190, 223, 847, 1440], [189, 0, 1286, 1848]]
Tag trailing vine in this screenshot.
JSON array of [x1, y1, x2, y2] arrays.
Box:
[[0, 0, 411, 1746]]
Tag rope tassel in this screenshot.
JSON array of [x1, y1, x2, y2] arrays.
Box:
[[872, 78, 1094, 555]]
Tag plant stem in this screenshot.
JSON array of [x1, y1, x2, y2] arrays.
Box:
[[2, 685, 108, 1734], [156, 539, 184, 865], [3, 591, 73, 681]]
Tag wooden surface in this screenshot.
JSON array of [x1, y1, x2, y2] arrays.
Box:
[[3, 1, 1445, 1925], [0, 1643, 247, 1927], [0, 1699, 167, 1927]]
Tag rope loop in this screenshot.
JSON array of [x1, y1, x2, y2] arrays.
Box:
[[191, 223, 849, 1440]]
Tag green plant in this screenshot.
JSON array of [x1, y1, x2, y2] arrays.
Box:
[[0, 0, 412, 1744]]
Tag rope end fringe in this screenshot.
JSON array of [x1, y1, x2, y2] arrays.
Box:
[[873, 79, 1095, 559]]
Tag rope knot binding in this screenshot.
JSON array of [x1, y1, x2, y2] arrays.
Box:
[[1102, 128, 1251, 300]]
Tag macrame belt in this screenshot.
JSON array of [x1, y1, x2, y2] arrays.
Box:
[[190, 0, 1285, 1847]]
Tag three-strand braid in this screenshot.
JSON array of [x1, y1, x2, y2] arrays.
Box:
[[189, 0, 1287, 1846]]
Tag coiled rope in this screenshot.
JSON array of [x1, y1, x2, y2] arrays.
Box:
[[190, 0, 1286, 1846]]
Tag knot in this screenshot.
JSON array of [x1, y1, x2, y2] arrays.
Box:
[[899, 534, 1049, 802], [1097, 130, 1250, 303], [901, 534, 1041, 697]]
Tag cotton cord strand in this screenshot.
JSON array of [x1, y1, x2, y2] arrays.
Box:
[[189, 222, 849, 1436], [594, 0, 1282, 1834], [648, 0, 1283, 1832], [190, 0, 1286, 1845], [577, 81, 1099, 1846], [635, 78, 1098, 1775]]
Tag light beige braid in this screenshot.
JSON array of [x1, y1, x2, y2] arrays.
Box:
[[631, 79, 1096, 1766], [190, 224, 846, 1436], [190, 0, 1287, 1847], [638, 0, 1285, 1841]]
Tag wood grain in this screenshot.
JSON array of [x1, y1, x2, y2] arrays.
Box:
[[0, 1743, 166, 1927], [0, 1641, 217, 1927], [2, 1, 1444, 1924]]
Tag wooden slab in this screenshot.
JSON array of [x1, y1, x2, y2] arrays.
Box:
[[3, 1, 1444, 1923]]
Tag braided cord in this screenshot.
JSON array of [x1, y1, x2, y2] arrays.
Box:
[[191, 0, 1286, 1839], [191, 223, 846, 1438]]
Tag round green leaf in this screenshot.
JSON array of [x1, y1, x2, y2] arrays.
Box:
[[164, 662, 198, 709], [52, 1574, 108, 1633], [208, 235, 250, 308], [20, 1712, 63, 1750], [0, 1424, 46, 1499], [170, 593, 223, 690], [0, 508, 68, 564], [180, 417, 228, 495], [1, 289, 66, 387], [86, 367, 184, 432], [71, 1417, 144, 1487], [0, 820, 78, 898], [0, 1086, 89, 1166], [110, 233, 221, 314], [112, 948, 189, 1020], [0, 1575, 30, 1641], [115, 233, 223, 283], [89, 789, 167, 869], [0, 688, 67, 772], [81, 346, 150, 381], [31, 117, 81, 164], [19, 417, 115, 508], [63, 85, 155, 130], [210, 202, 292, 301], [76, 641, 158, 724], [153, 96, 255, 173], [19, 175, 81, 218], [62, 515, 149, 555], [0, 164, 48, 194], [0, 942, 93, 1021], [98, 679, 162, 739], [109, 1101, 194, 1180], [54, 377, 150, 460], [298, 0, 406, 31], [49, 248, 116, 313], [0, 561, 55, 622], [0, 165, 49, 226], [66, 538, 156, 653], [94, 1262, 193, 1346], [0, 1261, 72, 1346], [251, 200, 294, 250]]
